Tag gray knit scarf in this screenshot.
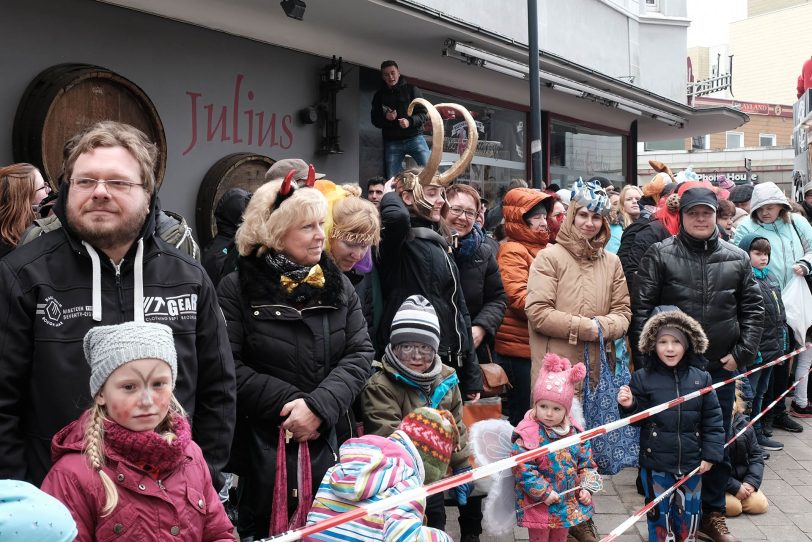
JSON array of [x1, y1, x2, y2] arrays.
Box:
[[384, 343, 443, 397]]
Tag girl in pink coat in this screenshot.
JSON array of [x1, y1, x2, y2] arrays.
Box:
[[41, 321, 235, 542], [512, 353, 598, 542]]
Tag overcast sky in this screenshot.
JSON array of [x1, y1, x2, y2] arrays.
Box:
[[686, 0, 747, 47]]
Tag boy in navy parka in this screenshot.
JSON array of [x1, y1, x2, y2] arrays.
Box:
[[618, 308, 725, 542]]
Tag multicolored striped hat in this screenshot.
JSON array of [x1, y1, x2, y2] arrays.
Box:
[[397, 407, 459, 483]]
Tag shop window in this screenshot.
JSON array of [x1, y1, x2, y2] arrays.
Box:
[[421, 90, 527, 205], [550, 120, 627, 190], [726, 131, 744, 149], [759, 133, 776, 147]]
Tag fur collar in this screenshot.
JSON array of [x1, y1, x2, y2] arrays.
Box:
[[638, 309, 708, 355], [237, 251, 346, 307]]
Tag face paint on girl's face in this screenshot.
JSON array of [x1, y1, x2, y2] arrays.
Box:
[[96, 358, 173, 432]]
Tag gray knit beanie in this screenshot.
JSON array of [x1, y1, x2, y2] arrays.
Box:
[[390, 295, 441, 351], [84, 322, 178, 397]]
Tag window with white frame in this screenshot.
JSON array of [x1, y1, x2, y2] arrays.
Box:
[[691, 134, 710, 150], [726, 131, 744, 149], [759, 133, 777, 147], [644, 0, 659, 11]]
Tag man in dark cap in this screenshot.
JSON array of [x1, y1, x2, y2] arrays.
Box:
[[728, 184, 754, 214], [633, 187, 763, 542], [264, 158, 325, 183]]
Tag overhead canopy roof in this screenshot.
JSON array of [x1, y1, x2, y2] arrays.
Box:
[[100, 0, 748, 140]]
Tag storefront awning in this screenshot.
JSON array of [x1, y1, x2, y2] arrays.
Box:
[[99, 0, 748, 140]]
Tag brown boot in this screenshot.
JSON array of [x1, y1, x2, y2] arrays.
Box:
[[698, 511, 741, 542], [568, 518, 598, 542]]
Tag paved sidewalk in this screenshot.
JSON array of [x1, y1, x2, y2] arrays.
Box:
[[445, 416, 812, 541]]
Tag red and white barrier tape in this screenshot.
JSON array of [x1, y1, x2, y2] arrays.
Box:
[[600, 347, 812, 542], [263, 343, 811, 542]]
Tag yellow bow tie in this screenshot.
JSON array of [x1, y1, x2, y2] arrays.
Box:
[[280, 264, 325, 293]]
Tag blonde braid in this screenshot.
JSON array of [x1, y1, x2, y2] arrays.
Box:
[[83, 403, 119, 516]]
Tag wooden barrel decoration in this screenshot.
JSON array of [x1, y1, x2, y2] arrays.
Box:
[[12, 63, 167, 190], [195, 153, 276, 247]]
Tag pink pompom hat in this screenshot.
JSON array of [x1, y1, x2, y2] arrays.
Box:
[[533, 353, 586, 412]]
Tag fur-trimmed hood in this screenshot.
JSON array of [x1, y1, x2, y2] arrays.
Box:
[[638, 309, 708, 355], [237, 250, 347, 308]]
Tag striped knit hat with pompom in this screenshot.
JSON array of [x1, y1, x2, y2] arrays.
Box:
[[390, 295, 441, 351], [397, 407, 459, 483]]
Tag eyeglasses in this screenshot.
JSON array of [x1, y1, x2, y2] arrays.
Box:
[[35, 184, 51, 194], [70, 178, 144, 194], [448, 205, 477, 220], [394, 343, 435, 357]]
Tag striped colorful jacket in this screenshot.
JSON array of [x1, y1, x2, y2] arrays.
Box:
[[304, 431, 452, 542]]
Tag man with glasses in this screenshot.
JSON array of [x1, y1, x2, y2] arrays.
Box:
[[0, 121, 236, 489]]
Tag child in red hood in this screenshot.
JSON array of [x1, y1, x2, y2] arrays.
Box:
[[41, 321, 234, 542]]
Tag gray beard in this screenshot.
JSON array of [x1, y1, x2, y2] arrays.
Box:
[[67, 203, 149, 252]]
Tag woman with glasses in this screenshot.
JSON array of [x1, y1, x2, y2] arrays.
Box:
[[442, 183, 505, 542], [0, 163, 50, 258], [444, 184, 506, 368]]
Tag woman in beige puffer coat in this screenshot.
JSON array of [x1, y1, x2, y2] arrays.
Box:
[[525, 182, 631, 397]]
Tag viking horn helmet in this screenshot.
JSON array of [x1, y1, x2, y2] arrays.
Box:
[[398, 99, 479, 212]]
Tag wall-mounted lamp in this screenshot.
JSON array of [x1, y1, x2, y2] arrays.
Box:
[[281, 0, 306, 20]]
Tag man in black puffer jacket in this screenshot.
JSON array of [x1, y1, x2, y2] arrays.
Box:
[[633, 188, 763, 542]]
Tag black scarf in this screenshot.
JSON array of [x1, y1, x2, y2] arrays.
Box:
[[264, 251, 314, 282]]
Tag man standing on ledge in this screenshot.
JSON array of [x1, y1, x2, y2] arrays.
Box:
[[371, 60, 430, 178]]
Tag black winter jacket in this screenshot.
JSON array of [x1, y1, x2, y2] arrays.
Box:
[[617, 212, 653, 287], [0, 188, 236, 486], [632, 228, 764, 371], [624, 218, 669, 294], [752, 270, 786, 367], [202, 187, 251, 287], [621, 353, 725, 475], [453, 231, 507, 364], [377, 192, 482, 394], [216, 252, 373, 533], [370, 77, 427, 141], [726, 412, 764, 495], [346, 267, 382, 354]]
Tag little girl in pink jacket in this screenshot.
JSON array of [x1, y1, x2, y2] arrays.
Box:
[[42, 322, 234, 541]]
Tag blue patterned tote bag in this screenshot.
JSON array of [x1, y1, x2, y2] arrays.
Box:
[[583, 323, 639, 475]]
